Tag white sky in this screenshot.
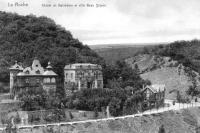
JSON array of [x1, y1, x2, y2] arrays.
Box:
[[0, 0, 200, 45]]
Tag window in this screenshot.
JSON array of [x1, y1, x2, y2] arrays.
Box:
[[46, 78, 50, 83], [71, 73, 73, 78], [36, 79, 40, 83], [97, 80, 102, 88], [81, 82, 85, 88], [51, 78, 55, 83], [43, 78, 46, 83], [36, 70, 40, 74], [25, 70, 29, 74], [146, 89, 150, 99], [66, 73, 68, 78], [25, 78, 29, 83]]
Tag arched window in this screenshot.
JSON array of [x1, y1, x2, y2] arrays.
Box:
[[51, 78, 55, 83], [25, 70, 29, 74], [43, 78, 46, 83], [46, 78, 50, 83]]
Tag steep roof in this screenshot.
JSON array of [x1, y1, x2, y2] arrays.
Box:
[[43, 62, 57, 76], [16, 59, 57, 76], [144, 84, 165, 93], [42, 71, 57, 76]]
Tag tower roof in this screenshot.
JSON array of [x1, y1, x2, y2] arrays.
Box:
[[46, 62, 53, 70], [9, 61, 23, 71], [43, 61, 57, 76]]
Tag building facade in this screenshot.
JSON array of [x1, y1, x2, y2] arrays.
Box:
[[64, 63, 103, 95], [142, 84, 165, 109], [10, 58, 57, 97]]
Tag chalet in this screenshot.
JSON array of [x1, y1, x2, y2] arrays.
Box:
[[10, 58, 57, 97], [142, 84, 165, 108]]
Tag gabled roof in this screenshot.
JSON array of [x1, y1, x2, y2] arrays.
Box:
[[144, 84, 165, 93], [42, 71, 57, 76], [9, 61, 23, 71]]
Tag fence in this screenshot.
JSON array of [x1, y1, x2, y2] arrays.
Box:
[[0, 108, 106, 128]]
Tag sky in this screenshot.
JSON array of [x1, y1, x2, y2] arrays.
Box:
[[0, 0, 200, 45]]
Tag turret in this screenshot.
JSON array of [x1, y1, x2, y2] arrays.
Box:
[[9, 61, 23, 95], [42, 61, 57, 93]]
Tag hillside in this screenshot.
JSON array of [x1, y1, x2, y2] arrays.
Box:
[[7, 107, 200, 133], [126, 54, 200, 99], [145, 40, 200, 74], [0, 11, 104, 83]]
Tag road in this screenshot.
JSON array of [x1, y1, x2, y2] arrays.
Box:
[[0, 100, 200, 131]]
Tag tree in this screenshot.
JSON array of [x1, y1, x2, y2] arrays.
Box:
[[18, 87, 48, 111], [93, 107, 99, 118], [69, 111, 73, 119], [108, 97, 122, 117]]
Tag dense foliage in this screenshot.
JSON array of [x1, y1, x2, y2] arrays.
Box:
[[65, 88, 144, 117], [0, 11, 104, 83], [103, 60, 150, 88], [18, 86, 65, 111], [141, 40, 200, 74]]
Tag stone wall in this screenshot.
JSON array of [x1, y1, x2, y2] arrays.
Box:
[[0, 109, 106, 127]]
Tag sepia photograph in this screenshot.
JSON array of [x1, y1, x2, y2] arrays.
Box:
[[0, 0, 200, 132]]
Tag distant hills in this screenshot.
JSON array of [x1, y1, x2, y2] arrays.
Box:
[[90, 43, 157, 65]]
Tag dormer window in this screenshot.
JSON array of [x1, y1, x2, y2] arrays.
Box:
[[25, 70, 29, 74], [36, 70, 40, 74]]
